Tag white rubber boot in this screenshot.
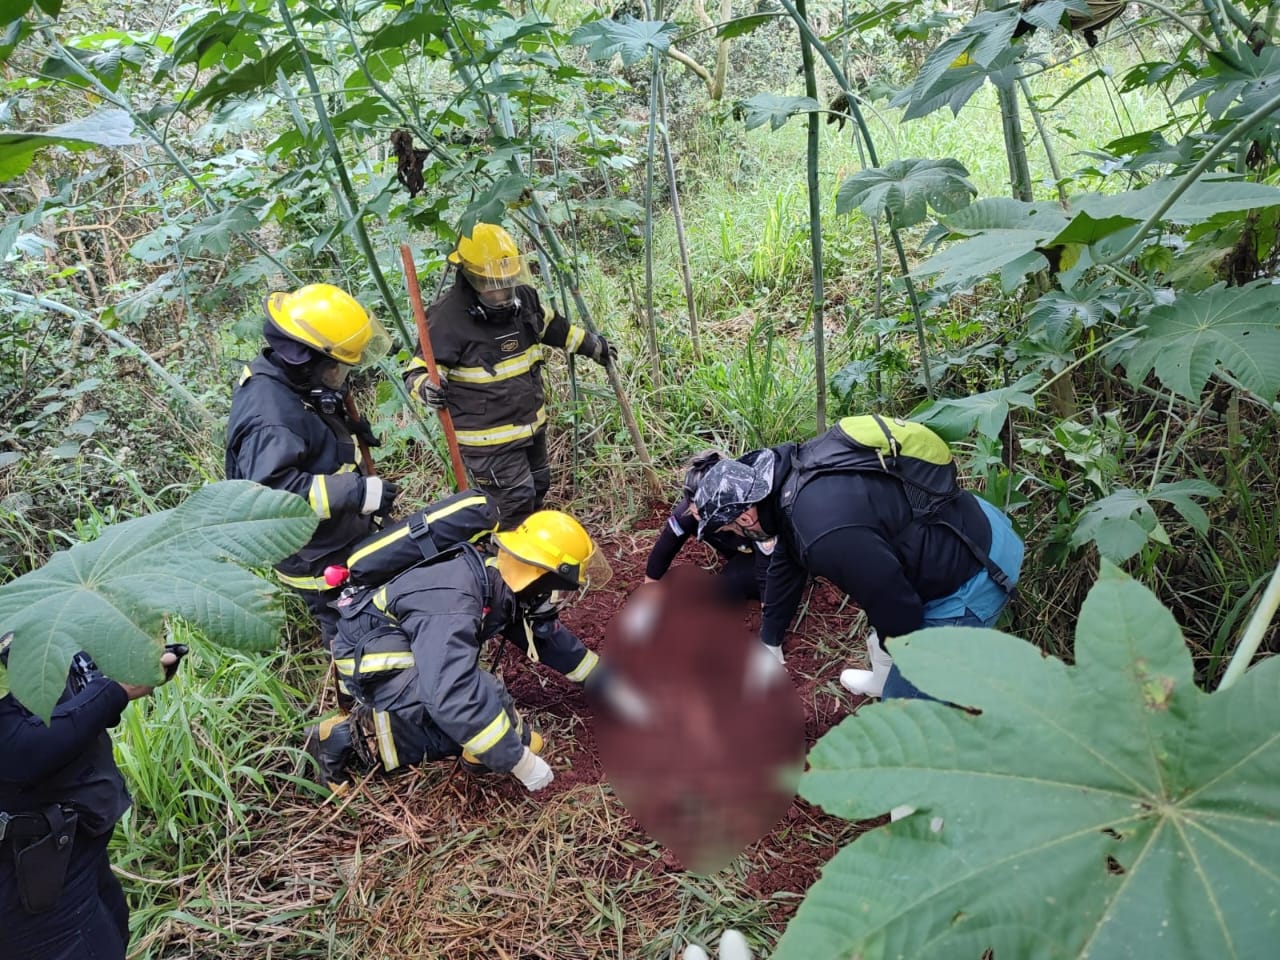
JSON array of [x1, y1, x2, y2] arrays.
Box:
[[839, 630, 893, 698]]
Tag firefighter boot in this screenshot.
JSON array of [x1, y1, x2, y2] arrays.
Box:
[[304, 714, 356, 794]]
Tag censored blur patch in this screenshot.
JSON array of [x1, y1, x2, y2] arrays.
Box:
[[595, 566, 806, 873]]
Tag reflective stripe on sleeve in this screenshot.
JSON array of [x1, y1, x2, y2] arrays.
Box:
[[308, 476, 332, 519], [334, 652, 415, 677], [275, 571, 329, 591], [461, 710, 512, 756], [565, 649, 600, 683], [564, 326, 586, 352], [374, 710, 400, 770]]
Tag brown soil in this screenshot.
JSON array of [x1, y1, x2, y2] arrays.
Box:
[[146, 500, 880, 959]]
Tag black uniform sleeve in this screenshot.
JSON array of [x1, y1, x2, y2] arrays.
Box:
[[760, 533, 809, 647], [532, 287, 596, 356], [804, 526, 925, 639], [525, 618, 600, 685], [394, 586, 526, 773], [229, 423, 365, 520], [0, 678, 129, 784], [644, 504, 697, 580]]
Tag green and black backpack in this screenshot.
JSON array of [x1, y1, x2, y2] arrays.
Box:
[[779, 414, 1014, 594]]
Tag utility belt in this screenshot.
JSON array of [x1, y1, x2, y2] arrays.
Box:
[[0, 804, 79, 913]]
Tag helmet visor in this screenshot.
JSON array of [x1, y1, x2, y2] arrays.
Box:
[[462, 254, 532, 293]]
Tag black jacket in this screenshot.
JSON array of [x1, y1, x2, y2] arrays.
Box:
[[403, 279, 599, 451], [645, 495, 760, 580], [0, 663, 130, 838], [225, 352, 376, 588], [331, 547, 600, 774], [759, 445, 990, 643]]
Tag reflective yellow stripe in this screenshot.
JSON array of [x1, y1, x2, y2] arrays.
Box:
[[565, 326, 586, 352], [276, 571, 329, 590], [346, 494, 494, 567], [238, 365, 253, 385], [334, 652, 415, 677], [374, 710, 400, 770], [462, 710, 511, 756], [308, 476, 331, 519], [446, 344, 543, 385], [371, 587, 391, 615], [540, 307, 555, 334], [565, 649, 599, 683], [455, 408, 548, 447]]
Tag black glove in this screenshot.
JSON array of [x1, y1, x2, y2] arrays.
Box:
[[585, 333, 613, 367], [350, 416, 381, 448], [361, 477, 400, 517], [163, 643, 189, 681], [418, 376, 448, 410]]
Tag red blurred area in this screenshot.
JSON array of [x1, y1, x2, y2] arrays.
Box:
[[595, 566, 806, 874]]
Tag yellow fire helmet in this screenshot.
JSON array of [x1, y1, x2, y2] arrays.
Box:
[[448, 223, 532, 293], [264, 283, 390, 366], [494, 510, 612, 594]]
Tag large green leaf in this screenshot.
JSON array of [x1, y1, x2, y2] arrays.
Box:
[[780, 563, 1280, 959], [915, 198, 1068, 286], [1124, 281, 1280, 401], [1070, 480, 1221, 562], [0, 108, 135, 182], [733, 93, 821, 131], [911, 373, 1040, 441], [835, 158, 975, 228], [0, 481, 316, 721], [570, 16, 676, 66]]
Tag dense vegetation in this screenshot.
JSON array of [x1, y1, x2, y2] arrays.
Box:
[[2, 0, 1278, 955]]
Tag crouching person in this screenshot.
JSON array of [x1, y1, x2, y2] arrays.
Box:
[[305, 510, 611, 795]]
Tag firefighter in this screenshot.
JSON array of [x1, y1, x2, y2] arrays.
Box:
[[643, 450, 773, 602], [0, 635, 180, 960], [692, 415, 1024, 699], [225, 283, 399, 648], [305, 510, 613, 794], [404, 223, 613, 527]]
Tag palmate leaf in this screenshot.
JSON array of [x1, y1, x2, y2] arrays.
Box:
[[0, 481, 316, 721], [1070, 480, 1221, 562], [835, 158, 975, 228], [570, 16, 677, 66], [911, 373, 1040, 441], [915, 197, 1068, 286], [1125, 281, 1280, 401], [733, 93, 821, 131], [779, 563, 1280, 960]]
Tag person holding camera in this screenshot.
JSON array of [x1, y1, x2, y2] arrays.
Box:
[[0, 635, 182, 960], [225, 283, 400, 648], [403, 223, 613, 528]]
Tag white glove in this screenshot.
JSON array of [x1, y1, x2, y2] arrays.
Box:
[[684, 930, 752, 960], [839, 630, 893, 698], [511, 746, 554, 792], [762, 642, 785, 665]]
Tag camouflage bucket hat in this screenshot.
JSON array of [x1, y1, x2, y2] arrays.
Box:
[[693, 454, 775, 539]]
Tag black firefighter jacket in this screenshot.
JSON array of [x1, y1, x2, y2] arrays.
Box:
[[225, 352, 376, 589], [403, 279, 599, 451], [330, 547, 601, 774]]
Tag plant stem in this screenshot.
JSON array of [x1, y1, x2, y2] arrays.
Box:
[[275, 0, 410, 345], [1031, 325, 1147, 400], [656, 67, 702, 360], [797, 0, 827, 432], [1217, 555, 1280, 690], [773, 0, 934, 398], [643, 56, 664, 390], [3, 290, 212, 423]]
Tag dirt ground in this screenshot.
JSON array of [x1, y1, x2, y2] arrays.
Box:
[[155, 500, 881, 960]]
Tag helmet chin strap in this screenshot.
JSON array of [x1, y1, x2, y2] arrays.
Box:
[[467, 294, 522, 323]]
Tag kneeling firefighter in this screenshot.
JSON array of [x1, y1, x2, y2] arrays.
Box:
[[306, 509, 612, 794]]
